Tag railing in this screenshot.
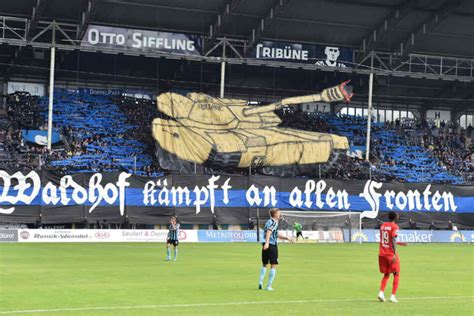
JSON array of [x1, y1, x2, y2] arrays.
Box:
[[0, 15, 473, 82]]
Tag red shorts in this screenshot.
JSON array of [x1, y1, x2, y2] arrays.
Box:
[[379, 255, 400, 274]]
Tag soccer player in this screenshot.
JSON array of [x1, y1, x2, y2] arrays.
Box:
[[378, 212, 406, 303], [166, 216, 180, 261], [258, 208, 293, 291], [293, 221, 303, 242]]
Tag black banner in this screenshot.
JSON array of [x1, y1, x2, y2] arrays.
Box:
[[248, 40, 353, 66], [0, 170, 473, 227], [81, 25, 203, 56]]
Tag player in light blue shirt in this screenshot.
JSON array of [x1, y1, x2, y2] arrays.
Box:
[[264, 217, 279, 245], [258, 208, 293, 291]]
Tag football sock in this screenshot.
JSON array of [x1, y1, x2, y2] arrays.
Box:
[[166, 248, 171, 258], [380, 273, 390, 291], [392, 273, 399, 295], [259, 267, 267, 285], [174, 247, 178, 259], [267, 268, 276, 287]]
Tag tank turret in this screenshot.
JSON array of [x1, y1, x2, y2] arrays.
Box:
[[243, 80, 352, 116]]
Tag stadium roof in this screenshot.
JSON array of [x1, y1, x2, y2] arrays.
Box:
[[1, 0, 474, 109], [2, 0, 474, 57]]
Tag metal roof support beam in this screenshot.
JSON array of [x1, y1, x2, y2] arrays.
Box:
[[5, 0, 46, 79], [26, 0, 47, 40], [356, 0, 413, 63], [1, 16, 474, 83], [1, 36, 473, 82], [5, 0, 47, 80], [204, 0, 243, 53], [392, 0, 465, 68], [77, 0, 100, 41], [245, 0, 291, 54]]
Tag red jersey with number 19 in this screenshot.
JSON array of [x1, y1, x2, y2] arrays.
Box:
[[379, 222, 399, 257]]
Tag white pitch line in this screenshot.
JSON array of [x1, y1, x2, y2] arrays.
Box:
[[0, 296, 472, 315]]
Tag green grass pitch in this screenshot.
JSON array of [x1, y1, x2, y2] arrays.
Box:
[[0, 243, 472, 315]]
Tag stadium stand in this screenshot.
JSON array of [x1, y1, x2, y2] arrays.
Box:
[[36, 90, 163, 176], [2, 90, 472, 184], [0, 92, 45, 171], [1, 3, 473, 311], [277, 109, 471, 184]]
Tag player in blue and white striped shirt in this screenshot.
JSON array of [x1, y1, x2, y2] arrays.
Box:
[[258, 208, 293, 291], [166, 216, 180, 261]]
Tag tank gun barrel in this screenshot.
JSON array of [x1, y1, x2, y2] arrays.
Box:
[[243, 81, 353, 116]]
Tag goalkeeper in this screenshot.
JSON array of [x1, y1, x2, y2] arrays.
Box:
[[293, 222, 303, 242]]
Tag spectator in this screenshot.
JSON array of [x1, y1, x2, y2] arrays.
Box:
[[429, 222, 436, 230], [248, 218, 255, 230]]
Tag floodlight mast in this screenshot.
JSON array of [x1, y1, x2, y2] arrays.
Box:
[[365, 72, 374, 162], [47, 22, 56, 151]]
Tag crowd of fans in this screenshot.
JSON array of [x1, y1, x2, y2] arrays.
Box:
[[1, 90, 472, 184], [0, 91, 164, 176], [0, 93, 46, 171], [1, 91, 472, 230], [419, 120, 473, 176], [117, 96, 163, 176], [6, 92, 43, 129], [276, 108, 473, 183], [276, 109, 372, 180], [34, 91, 163, 176]]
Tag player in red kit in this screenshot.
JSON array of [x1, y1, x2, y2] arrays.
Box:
[[377, 212, 406, 303]]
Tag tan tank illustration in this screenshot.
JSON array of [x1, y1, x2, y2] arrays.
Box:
[[152, 81, 352, 172]]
